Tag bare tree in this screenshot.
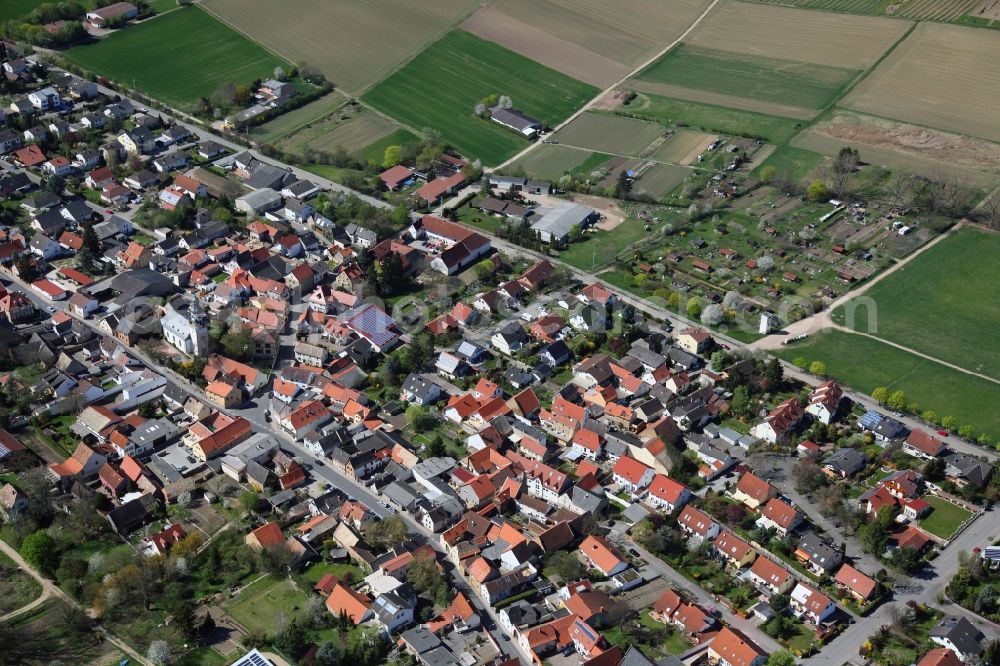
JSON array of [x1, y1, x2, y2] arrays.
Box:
[[887, 170, 914, 209]]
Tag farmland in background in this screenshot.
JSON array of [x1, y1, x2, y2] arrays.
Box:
[[463, 0, 712, 87], [0, 0, 52, 21], [633, 163, 692, 198], [201, 0, 478, 93], [64, 6, 289, 110], [508, 146, 613, 180], [634, 44, 856, 116], [648, 131, 719, 164], [737, 0, 979, 21], [831, 227, 1000, 380], [363, 30, 597, 165], [630, 1, 909, 118], [552, 113, 665, 155], [843, 22, 1000, 142]]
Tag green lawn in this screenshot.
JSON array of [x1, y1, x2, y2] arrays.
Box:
[[358, 128, 422, 164], [832, 227, 1000, 381], [636, 44, 856, 111], [302, 561, 364, 585], [175, 647, 229, 666], [363, 29, 597, 165], [919, 495, 973, 539], [557, 218, 650, 272], [250, 92, 347, 143], [753, 145, 827, 182], [612, 93, 805, 144], [224, 576, 311, 635], [0, 548, 42, 616], [0, 0, 50, 22], [775, 330, 1000, 441], [64, 6, 289, 111]]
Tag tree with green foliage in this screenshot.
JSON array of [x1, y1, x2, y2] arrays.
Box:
[[959, 424, 977, 439], [768, 649, 796, 666], [406, 404, 434, 430], [239, 491, 259, 514], [807, 179, 829, 202], [20, 530, 57, 574], [941, 415, 957, 430], [809, 360, 827, 376], [222, 324, 253, 361], [887, 390, 907, 411], [759, 165, 776, 185], [382, 145, 402, 168], [543, 550, 585, 582], [730, 385, 750, 420], [686, 297, 702, 319], [871, 386, 890, 404]]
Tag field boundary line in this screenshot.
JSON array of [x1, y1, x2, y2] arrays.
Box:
[[493, 0, 724, 171], [348, 1, 486, 98], [827, 325, 1000, 387]]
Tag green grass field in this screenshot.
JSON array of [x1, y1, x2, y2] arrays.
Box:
[[0, 0, 51, 22], [64, 6, 289, 111], [634, 163, 691, 198], [753, 145, 827, 181], [616, 93, 806, 144], [831, 227, 1000, 380], [557, 218, 650, 271], [919, 495, 973, 539], [225, 576, 310, 635], [553, 112, 664, 155], [358, 128, 422, 164], [776, 330, 1000, 441], [363, 29, 597, 165], [510, 145, 613, 180], [637, 44, 857, 112]]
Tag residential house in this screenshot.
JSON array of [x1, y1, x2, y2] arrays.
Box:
[[730, 472, 776, 510], [929, 616, 986, 663], [676, 327, 712, 355], [677, 505, 720, 542], [755, 497, 803, 537], [579, 535, 628, 577], [806, 380, 843, 424], [645, 474, 691, 513], [834, 564, 878, 605], [823, 448, 868, 478], [751, 398, 805, 444], [795, 532, 843, 575], [712, 530, 756, 569], [747, 556, 794, 596], [905, 430, 947, 460], [790, 582, 837, 625], [707, 627, 767, 666]]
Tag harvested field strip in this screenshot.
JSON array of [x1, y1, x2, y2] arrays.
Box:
[[63, 6, 289, 111], [682, 0, 911, 69], [364, 29, 597, 165], [553, 113, 664, 155], [461, 7, 627, 87], [614, 93, 805, 144], [485, 0, 713, 67], [307, 113, 398, 154], [250, 92, 347, 143], [634, 163, 692, 198], [843, 22, 1000, 142], [649, 131, 718, 164], [636, 44, 857, 111], [202, 0, 479, 93], [625, 80, 818, 121], [740, 0, 976, 20]]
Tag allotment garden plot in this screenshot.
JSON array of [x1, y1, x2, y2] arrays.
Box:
[[363, 30, 597, 165], [202, 0, 479, 93], [64, 6, 288, 111], [843, 22, 1000, 143]]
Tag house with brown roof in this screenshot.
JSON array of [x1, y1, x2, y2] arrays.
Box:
[[646, 474, 692, 513], [751, 398, 805, 444], [905, 429, 947, 460], [713, 530, 756, 569], [245, 521, 285, 550], [677, 505, 720, 542], [748, 556, 794, 596], [48, 442, 106, 483], [833, 563, 878, 604], [676, 327, 712, 355], [707, 627, 767, 666], [806, 380, 843, 424], [730, 471, 777, 510], [579, 535, 628, 577], [755, 497, 803, 537], [325, 582, 373, 624]]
